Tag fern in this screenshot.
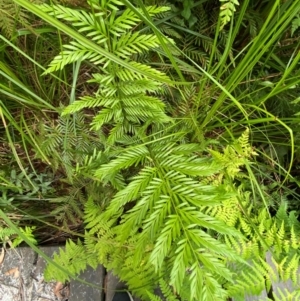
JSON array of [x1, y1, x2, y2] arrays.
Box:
[[244, 9, 264, 38], [148, 279, 180, 301], [0, 225, 17, 242], [49, 183, 85, 228], [222, 199, 300, 299], [41, 0, 173, 143], [292, 13, 300, 36], [44, 130, 262, 300], [44, 239, 98, 282], [0, 0, 29, 37], [39, 112, 102, 180], [219, 0, 239, 29], [158, 7, 224, 70], [0, 224, 37, 247], [271, 288, 300, 301], [38, 0, 300, 299], [12, 226, 37, 247]]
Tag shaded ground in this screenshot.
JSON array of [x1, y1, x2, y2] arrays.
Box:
[[0, 247, 69, 301], [0, 246, 138, 301]]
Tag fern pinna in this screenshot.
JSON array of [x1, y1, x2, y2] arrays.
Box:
[[39, 0, 300, 300]]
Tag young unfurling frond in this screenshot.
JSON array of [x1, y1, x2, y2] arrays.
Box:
[[219, 0, 239, 29]]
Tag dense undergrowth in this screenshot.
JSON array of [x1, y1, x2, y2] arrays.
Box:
[[0, 0, 300, 300]]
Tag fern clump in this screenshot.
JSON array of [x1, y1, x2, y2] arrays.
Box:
[[45, 129, 267, 301], [37, 0, 300, 299]]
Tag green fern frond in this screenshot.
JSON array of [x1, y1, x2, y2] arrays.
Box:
[[159, 24, 182, 39], [62, 95, 114, 115], [40, 113, 101, 173], [44, 239, 97, 282], [116, 61, 171, 82], [272, 288, 300, 301], [113, 33, 161, 59], [183, 46, 209, 67], [95, 145, 149, 180], [244, 10, 263, 38], [0, 224, 37, 247], [147, 293, 163, 301], [109, 5, 170, 36], [12, 226, 37, 247], [0, 226, 17, 242], [42, 2, 172, 79], [292, 13, 300, 36], [40, 4, 103, 25], [89, 134, 250, 298], [45, 126, 296, 300], [192, 35, 222, 60], [50, 194, 84, 227], [44, 1, 173, 143], [44, 44, 105, 74], [0, 0, 29, 37], [219, 0, 239, 29], [229, 267, 266, 298]]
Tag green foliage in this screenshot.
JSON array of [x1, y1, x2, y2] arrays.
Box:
[[6, 168, 54, 196], [292, 13, 300, 36], [0, 167, 55, 211], [0, 225, 17, 243], [41, 0, 172, 142], [209, 128, 255, 179], [39, 112, 102, 179], [49, 182, 85, 227], [151, 2, 226, 71], [0, 0, 29, 37], [219, 0, 239, 29], [147, 279, 180, 301], [36, 112, 104, 226], [271, 287, 300, 301], [170, 0, 198, 28], [223, 200, 300, 299], [44, 239, 97, 282], [44, 130, 277, 301], [5, 0, 300, 300], [43, 122, 294, 299], [12, 226, 37, 247], [0, 224, 37, 247]]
